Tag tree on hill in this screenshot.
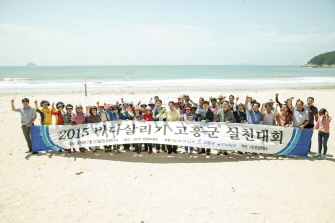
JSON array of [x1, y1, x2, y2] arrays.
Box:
[[308, 51, 335, 66]]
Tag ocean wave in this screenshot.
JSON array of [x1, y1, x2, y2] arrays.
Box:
[[0, 77, 34, 81], [0, 77, 334, 88]]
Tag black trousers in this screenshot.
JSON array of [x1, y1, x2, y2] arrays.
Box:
[[134, 143, 142, 151], [144, 143, 153, 151], [305, 124, 314, 152], [201, 148, 211, 153], [21, 125, 32, 151], [167, 145, 177, 153]]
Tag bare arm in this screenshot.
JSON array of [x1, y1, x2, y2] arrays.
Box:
[[11, 99, 19, 112], [245, 95, 252, 111]]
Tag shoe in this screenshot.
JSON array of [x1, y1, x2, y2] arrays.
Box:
[[190, 150, 193, 154], [238, 151, 243, 154], [168, 152, 171, 154], [125, 148, 130, 152], [217, 150, 221, 155], [132, 149, 137, 152], [26, 151, 31, 153], [137, 150, 141, 154], [196, 148, 200, 152], [105, 147, 109, 153], [198, 151, 204, 154], [32, 152, 39, 154], [183, 150, 188, 154], [89, 147, 92, 151], [68, 149, 72, 153], [319, 155, 325, 160], [59, 150, 63, 153], [313, 153, 321, 157], [162, 149, 167, 153], [206, 152, 210, 156], [116, 149, 121, 154], [223, 151, 228, 156], [156, 150, 160, 153], [148, 151, 153, 154], [73, 148, 76, 152], [143, 149, 148, 152], [173, 151, 178, 154], [79, 148, 85, 152]]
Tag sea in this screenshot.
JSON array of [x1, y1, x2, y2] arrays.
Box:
[[0, 65, 334, 95]]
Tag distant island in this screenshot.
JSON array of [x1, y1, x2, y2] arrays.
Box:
[[26, 62, 37, 67], [301, 51, 335, 68]]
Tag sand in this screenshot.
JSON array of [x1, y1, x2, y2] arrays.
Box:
[[0, 89, 334, 223]]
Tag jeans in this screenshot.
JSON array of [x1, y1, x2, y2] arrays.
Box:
[[318, 132, 329, 155], [21, 125, 32, 151], [304, 124, 314, 152], [184, 146, 194, 151]]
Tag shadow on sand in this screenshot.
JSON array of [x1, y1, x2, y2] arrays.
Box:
[[25, 148, 335, 163]]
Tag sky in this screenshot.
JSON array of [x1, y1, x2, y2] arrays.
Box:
[[0, 0, 334, 66]]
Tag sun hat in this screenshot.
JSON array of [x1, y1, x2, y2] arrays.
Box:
[[218, 94, 224, 98], [185, 107, 191, 110]]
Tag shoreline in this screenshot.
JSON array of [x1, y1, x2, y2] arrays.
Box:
[[1, 86, 334, 96]]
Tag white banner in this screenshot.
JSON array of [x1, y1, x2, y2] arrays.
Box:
[[31, 121, 312, 156]]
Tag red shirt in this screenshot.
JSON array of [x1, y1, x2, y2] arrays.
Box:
[[51, 110, 64, 125]]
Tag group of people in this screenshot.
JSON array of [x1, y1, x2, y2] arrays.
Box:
[[11, 93, 331, 159]]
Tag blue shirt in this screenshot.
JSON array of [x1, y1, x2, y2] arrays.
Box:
[[246, 109, 262, 124], [18, 106, 36, 125]]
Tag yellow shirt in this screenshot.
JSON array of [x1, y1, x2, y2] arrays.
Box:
[[35, 104, 53, 125], [162, 109, 180, 121]]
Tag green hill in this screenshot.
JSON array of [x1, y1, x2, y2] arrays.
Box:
[[302, 51, 335, 68]]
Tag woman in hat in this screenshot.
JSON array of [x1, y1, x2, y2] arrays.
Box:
[[63, 104, 76, 153], [132, 106, 144, 154], [51, 101, 65, 125], [34, 100, 53, 125], [143, 107, 154, 154], [86, 105, 102, 152], [71, 105, 87, 152], [51, 101, 66, 152]]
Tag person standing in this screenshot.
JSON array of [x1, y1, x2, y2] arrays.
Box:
[[305, 97, 319, 153], [213, 100, 234, 155], [196, 101, 214, 155], [261, 103, 276, 125], [275, 104, 292, 127], [313, 108, 331, 160], [233, 97, 247, 123], [209, 98, 220, 122], [11, 98, 38, 154], [245, 95, 262, 124], [153, 99, 166, 153], [287, 97, 309, 130], [275, 93, 292, 115], [162, 101, 180, 154]]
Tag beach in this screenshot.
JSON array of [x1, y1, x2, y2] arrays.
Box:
[[1, 89, 335, 223]]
